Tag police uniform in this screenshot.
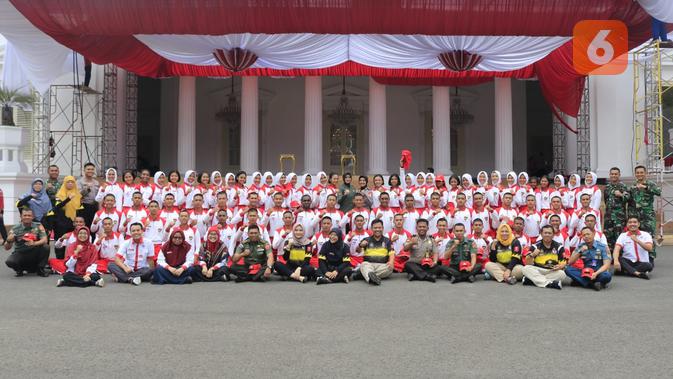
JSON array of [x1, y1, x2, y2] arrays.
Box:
[[565, 241, 612, 288], [5, 222, 50, 276], [404, 235, 445, 281], [521, 240, 566, 287]]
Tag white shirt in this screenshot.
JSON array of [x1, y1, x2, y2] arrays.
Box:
[[616, 231, 652, 263]]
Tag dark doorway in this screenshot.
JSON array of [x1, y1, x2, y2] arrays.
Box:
[[526, 81, 553, 177], [137, 77, 161, 172]]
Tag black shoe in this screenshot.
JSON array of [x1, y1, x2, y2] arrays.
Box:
[[368, 272, 381, 286], [591, 282, 601, 291], [449, 276, 459, 284], [14, 271, 24, 277], [425, 275, 436, 283], [352, 271, 363, 281], [407, 273, 415, 281], [638, 272, 650, 280], [316, 276, 331, 285], [234, 277, 247, 283], [36, 269, 50, 277], [545, 280, 562, 290], [184, 276, 193, 284], [522, 277, 534, 286]]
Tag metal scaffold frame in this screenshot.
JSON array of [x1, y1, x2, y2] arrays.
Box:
[[126, 72, 138, 170], [633, 40, 673, 236], [576, 78, 591, 176], [551, 111, 566, 175], [31, 90, 50, 175], [102, 64, 118, 170]]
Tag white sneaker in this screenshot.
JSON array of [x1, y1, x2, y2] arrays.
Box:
[[131, 277, 142, 286], [95, 278, 105, 287], [56, 278, 64, 287]]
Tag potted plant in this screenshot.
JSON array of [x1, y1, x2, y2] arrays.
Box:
[[0, 85, 34, 126]]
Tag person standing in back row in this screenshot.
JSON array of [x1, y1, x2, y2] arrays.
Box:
[[78, 162, 100, 231]]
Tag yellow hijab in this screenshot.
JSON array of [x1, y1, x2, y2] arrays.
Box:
[[496, 223, 514, 246], [55, 176, 81, 220]]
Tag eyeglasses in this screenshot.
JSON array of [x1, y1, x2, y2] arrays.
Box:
[[172, 236, 184, 240]]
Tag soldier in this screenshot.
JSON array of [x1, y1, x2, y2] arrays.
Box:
[[603, 167, 630, 249], [629, 165, 661, 259]]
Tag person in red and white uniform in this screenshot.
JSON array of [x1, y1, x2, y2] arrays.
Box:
[[151, 171, 167, 208], [490, 192, 518, 230], [295, 194, 320, 239], [260, 172, 276, 210], [568, 193, 602, 237], [182, 170, 199, 210], [170, 209, 201, 257], [344, 214, 372, 268], [370, 192, 396, 234], [271, 210, 295, 258], [387, 214, 412, 272], [470, 192, 493, 237], [223, 173, 238, 208], [460, 174, 476, 208], [387, 174, 404, 211], [229, 208, 271, 253], [95, 168, 124, 212], [564, 174, 581, 212], [550, 175, 566, 205], [514, 172, 533, 211], [423, 192, 449, 235], [432, 218, 452, 265], [412, 172, 427, 209], [51, 216, 86, 271], [93, 217, 121, 273], [541, 196, 570, 230], [310, 172, 327, 209], [316, 173, 339, 210], [576, 171, 602, 211], [426, 175, 449, 209], [189, 193, 211, 237], [284, 173, 300, 209], [449, 193, 473, 235], [613, 217, 654, 279], [568, 213, 607, 250], [518, 194, 542, 239], [294, 174, 315, 207], [119, 170, 138, 210], [545, 214, 570, 252], [535, 176, 553, 212], [137, 169, 157, 207], [343, 193, 371, 230], [142, 200, 168, 260], [446, 175, 461, 209], [475, 171, 490, 203], [266, 192, 288, 235], [163, 170, 187, 209], [230, 192, 267, 229], [370, 174, 388, 209], [400, 194, 423, 234], [208, 191, 234, 227], [208, 171, 225, 208], [121, 192, 148, 237], [248, 172, 265, 206], [500, 171, 518, 206], [108, 222, 156, 285], [469, 218, 492, 271], [317, 194, 345, 230], [486, 170, 503, 208], [160, 193, 180, 231], [91, 194, 122, 236], [512, 216, 534, 256], [233, 171, 249, 208], [195, 172, 213, 210]]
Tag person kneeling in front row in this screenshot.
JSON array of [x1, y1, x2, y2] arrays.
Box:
[[230, 225, 274, 282], [565, 227, 612, 291], [521, 225, 565, 290], [316, 227, 352, 285], [57, 226, 104, 288]]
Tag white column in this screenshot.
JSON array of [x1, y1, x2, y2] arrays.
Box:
[[304, 77, 322, 173], [494, 77, 513, 173], [115, 69, 127, 172], [241, 76, 259, 173], [177, 76, 196, 173], [432, 86, 452, 174], [368, 78, 387, 174]]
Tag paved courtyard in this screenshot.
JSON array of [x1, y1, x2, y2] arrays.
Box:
[[0, 248, 671, 378]]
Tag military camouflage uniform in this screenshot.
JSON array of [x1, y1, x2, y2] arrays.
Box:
[[603, 182, 630, 249], [629, 180, 661, 257]]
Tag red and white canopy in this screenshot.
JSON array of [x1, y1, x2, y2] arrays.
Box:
[[1, 0, 667, 116]]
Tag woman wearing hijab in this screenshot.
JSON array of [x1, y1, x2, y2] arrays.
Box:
[[316, 227, 352, 284], [209, 171, 224, 208], [338, 173, 356, 213], [285, 172, 299, 208], [577, 171, 602, 211], [551, 175, 566, 203], [224, 173, 238, 208], [357, 175, 373, 209], [487, 170, 502, 208], [17, 178, 52, 224], [514, 172, 533, 211], [183, 170, 198, 210], [564, 174, 581, 212], [274, 224, 315, 283], [56, 226, 104, 288], [152, 171, 167, 207], [475, 171, 490, 198], [153, 229, 196, 284], [484, 223, 524, 284], [192, 227, 230, 282], [461, 174, 476, 208], [49, 176, 82, 259], [262, 172, 276, 210], [412, 172, 427, 209], [95, 168, 124, 211]]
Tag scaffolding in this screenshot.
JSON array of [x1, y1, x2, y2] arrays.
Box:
[[576, 78, 591, 176], [126, 72, 138, 170], [633, 40, 673, 238], [102, 64, 118, 170], [31, 90, 50, 175], [551, 112, 566, 175]]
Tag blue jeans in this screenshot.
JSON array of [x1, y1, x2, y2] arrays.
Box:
[[652, 18, 669, 41], [152, 266, 197, 284], [565, 266, 612, 288]]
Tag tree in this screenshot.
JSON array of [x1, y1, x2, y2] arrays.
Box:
[[0, 86, 34, 126]]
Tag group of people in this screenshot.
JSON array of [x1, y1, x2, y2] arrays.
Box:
[[1, 161, 661, 291]]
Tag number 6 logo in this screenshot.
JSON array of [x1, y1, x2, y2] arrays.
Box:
[[573, 20, 628, 75]]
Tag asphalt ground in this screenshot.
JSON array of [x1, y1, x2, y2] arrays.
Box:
[[0, 247, 671, 379]]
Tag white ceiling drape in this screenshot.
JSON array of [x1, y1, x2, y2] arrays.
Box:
[[638, 0, 673, 23]]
